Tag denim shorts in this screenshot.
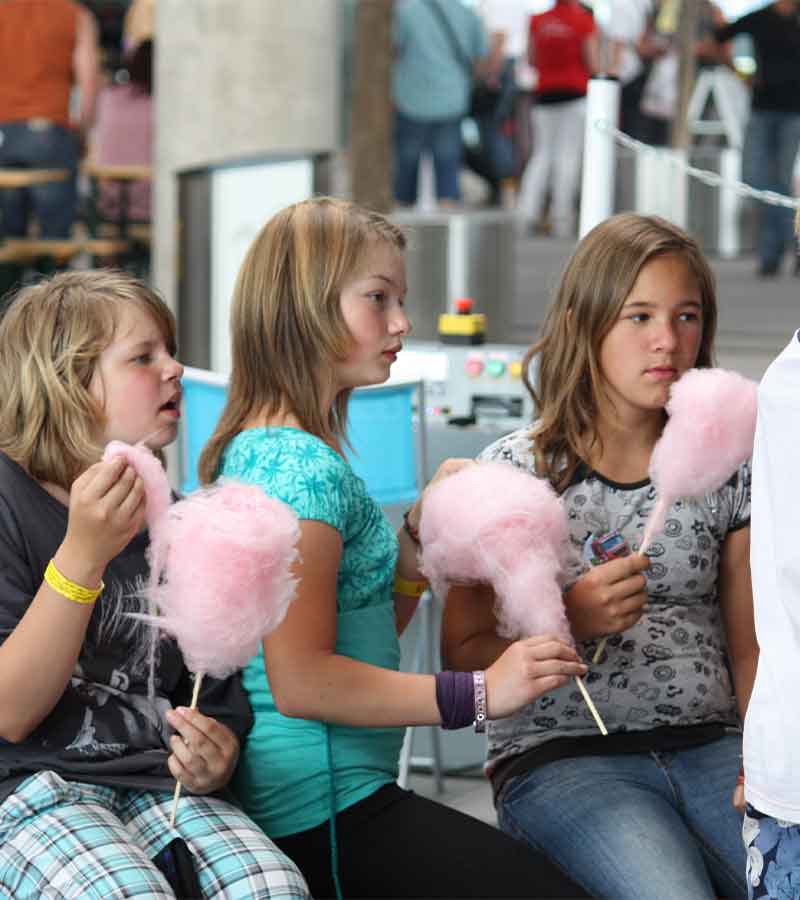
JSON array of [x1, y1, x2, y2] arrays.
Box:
[[743, 803, 800, 899]]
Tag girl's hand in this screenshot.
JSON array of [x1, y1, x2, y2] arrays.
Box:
[[732, 768, 745, 812], [165, 707, 240, 795], [485, 635, 587, 719], [60, 457, 146, 575], [406, 458, 475, 532], [564, 554, 649, 642]]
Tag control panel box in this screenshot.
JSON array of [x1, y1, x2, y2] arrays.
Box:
[[389, 339, 535, 426]]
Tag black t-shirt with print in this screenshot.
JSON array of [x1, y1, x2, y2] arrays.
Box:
[[0, 452, 253, 805]]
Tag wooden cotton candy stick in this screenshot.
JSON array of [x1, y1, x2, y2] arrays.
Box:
[[169, 670, 205, 827], [574, 675, 608, 735]]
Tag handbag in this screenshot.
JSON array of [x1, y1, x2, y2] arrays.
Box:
[[470, 81, 501, 119], [424, 0, 497, 119]]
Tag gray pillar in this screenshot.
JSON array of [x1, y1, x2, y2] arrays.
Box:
[[153, 0, 340, 311]]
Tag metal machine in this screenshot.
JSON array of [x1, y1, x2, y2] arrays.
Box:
[[391, 339, 534, 478]]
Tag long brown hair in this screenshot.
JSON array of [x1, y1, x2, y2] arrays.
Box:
[[198, 197, 406, 485], [0, 269, 176, 491], [524, 213, 717, 492]]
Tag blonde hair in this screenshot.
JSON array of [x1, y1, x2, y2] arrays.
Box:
[[526, 213, 717, 492], [198, 196, 406, 484], [0, 269, 176, 490]]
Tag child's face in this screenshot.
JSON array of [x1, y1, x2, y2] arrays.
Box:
[[335, 240, 410, 391], [89, 301, 183, 450], [597, 253, 703, 421]]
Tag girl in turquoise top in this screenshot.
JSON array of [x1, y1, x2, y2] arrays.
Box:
[[198, 197, 589, 899]]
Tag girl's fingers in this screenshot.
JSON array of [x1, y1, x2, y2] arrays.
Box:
[[99, 465, 139, 508], [117, 476, 146, 520], [73, 457, 128, 502], [169, 732, 211, 786], [531, 659, 588, 678], [611, 573, 648, 598], [614, 592, 647, 619], [523, 636, 582, 660]]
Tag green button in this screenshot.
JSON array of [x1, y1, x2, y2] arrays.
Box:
[[487, 359, 506, 378]]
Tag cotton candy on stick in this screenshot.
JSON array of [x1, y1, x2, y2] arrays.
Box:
[[102, 442, 301, 825], [641, 367, 757, 552], [593, 367, 758, 664], [418, 462, 608, 735]]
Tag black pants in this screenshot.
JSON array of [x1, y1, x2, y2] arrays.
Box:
[[274, 784, 588, 899]]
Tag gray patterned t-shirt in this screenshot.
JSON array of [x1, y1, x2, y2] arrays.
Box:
[[478, 427, 750, 771]]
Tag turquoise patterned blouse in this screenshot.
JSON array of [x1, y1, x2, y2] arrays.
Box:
[[222, 427, 402, 838]]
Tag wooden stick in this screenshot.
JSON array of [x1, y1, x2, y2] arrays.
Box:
[[592, 637, 608, 664], [574, 675, 608, 735], [169, 670, 205, 827]]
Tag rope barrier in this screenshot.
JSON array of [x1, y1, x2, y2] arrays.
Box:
[[593, 118, 800, 211]]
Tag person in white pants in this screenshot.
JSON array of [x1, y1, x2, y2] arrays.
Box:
[[516, 0, 597, 238], [517, 97, 587, 237]]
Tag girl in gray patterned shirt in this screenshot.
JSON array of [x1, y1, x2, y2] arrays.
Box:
[[443, 212, 755, 900]]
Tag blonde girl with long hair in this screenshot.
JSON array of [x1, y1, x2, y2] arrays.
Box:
[[198, 197, 589, 900], [0, 270, 309, 899], [443, 213, 756, 900]]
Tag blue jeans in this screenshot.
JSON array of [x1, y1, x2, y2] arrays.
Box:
[[741, 109, 800, 270], [393, 110, 462, 204], [0, 120, 78, 237], [498, 735, 747, 899]]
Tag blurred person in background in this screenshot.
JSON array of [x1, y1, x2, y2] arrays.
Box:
[[714, 0, 800, 278], [0, 0, 100, 238], [392, 0, 488, 208], [516, 0, 598, 238], [90, 37, 153, 226]]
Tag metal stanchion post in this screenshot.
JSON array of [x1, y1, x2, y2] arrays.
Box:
[[579, 76, 620, 239]]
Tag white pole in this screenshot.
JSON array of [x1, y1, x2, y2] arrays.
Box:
[[718, 147, 741, 259], [579, 76, 621, 239]]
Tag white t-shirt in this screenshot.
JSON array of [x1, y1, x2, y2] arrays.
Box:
[[745, 331, 800, 822], [601, 0, 653, 85]]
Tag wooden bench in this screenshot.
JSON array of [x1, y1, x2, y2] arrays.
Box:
[[0, 237, 131, 265], [82, 162, 152, 183], [0, 168, 69, 189], [0, 167, 138, 272]]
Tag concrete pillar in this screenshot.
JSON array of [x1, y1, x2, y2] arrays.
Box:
[[153, 0, 340, 310]]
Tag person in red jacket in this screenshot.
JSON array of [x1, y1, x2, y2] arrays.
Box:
[[516, 0, 597, 238]]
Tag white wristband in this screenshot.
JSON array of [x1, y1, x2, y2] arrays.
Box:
[[473, 670, 487, 733]]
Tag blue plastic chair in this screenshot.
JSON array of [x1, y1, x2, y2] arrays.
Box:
[[179, 368, 230, 494], [179, 367, 426, 503]]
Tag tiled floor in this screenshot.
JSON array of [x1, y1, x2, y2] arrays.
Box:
[[407, 766, 497, 827]]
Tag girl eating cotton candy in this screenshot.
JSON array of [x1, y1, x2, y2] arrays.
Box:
[[442, 213, 756, 900], [0, 270, 309, 899]]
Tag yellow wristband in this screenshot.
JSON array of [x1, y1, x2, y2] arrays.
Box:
[[44, 559, 104, 605], [393, 575, 429, 598]]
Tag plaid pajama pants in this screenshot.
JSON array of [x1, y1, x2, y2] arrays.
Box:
[[0, 771, 310, 899]]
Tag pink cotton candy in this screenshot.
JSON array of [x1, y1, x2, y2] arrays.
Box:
[[103, 440, 172, 536], [135, 481, 300, 679], [643, 367, 757, 549], [419, 462, 571, 642], [102, 440, 300, 683]]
